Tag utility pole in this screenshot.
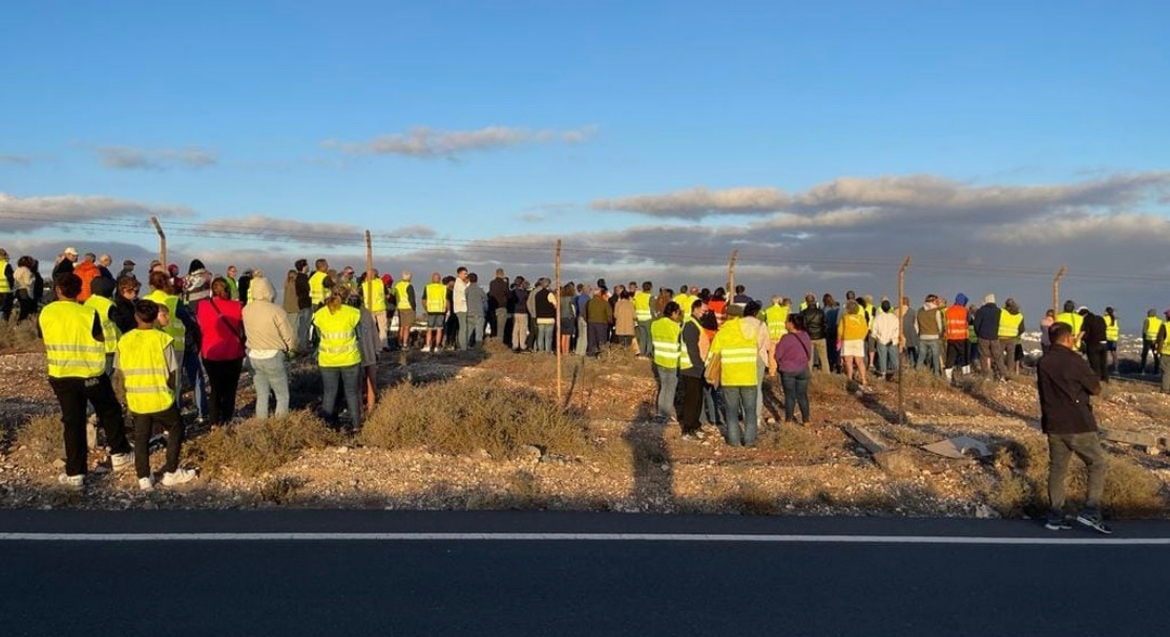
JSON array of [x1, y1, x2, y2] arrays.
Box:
[[727, 250, 739, 298], [1052, 265, 1067, 317], [554, 239, 563, 406], [897, 255, 911, 425], [150, 216, 166, 268], [364, 230, 374, 311]]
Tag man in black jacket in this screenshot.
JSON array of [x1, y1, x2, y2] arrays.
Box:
[[1078, 306, 1109, 383], [488, 268, 509, 345], [1037, 322, 1109, 534], [973, 293, 1005, 379], [679, 298, 707, 439], [800, 294, 827, 372]]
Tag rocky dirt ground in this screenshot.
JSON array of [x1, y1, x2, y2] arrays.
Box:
[[2, 328, 1169, 519]]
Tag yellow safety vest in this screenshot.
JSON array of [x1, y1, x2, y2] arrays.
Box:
[[710, 318, 757, 386], [967, 325, 978, 344], [84, 295, 119, 354], [841, 311, 868, 341], [424, 283, 447, 314], [651, 316, 681, 369], [308, 271, 328, 305], [1105, 315, 1119, 342], [679, 317, 701, 370], [39, 300, 106, 379], [313, 305, 362, 367], [117, 328, 176, 414], [363, 278, 386, 312], [1056, 312, 1083, 338], [633, 291, 653, 322], [394, 280, 413, 310], [998, 309, 1024, 340], [1161, 328, 1170, 356], [673, 293, 692, 315], [764, 304, 789, 341], [0, 259, 9, 294], [145, 290, 186, 353], [1145, 317, 1163, 341]]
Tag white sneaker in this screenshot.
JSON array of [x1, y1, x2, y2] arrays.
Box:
[[111, 452, 134, 471], [138, 477, 155, 491], [161, 468, 197, 486], [57, 473, 84, 489]]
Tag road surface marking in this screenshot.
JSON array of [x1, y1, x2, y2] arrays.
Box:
[[0, 532, 1167, 545]]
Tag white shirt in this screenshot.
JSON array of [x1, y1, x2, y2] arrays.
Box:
[[452, 277, 469, 313], [871, 312, 901, 346]]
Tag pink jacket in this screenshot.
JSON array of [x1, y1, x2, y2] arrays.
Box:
[[196, 298, 246, 361]]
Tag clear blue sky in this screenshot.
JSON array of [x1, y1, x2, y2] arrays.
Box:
[[2, 0, 1167, 322]]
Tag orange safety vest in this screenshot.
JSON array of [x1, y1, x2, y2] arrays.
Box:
[[945, 305, 969, 341]]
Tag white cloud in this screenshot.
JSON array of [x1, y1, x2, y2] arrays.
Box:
[[95, 145, 218, 170], [0, 154, 34, 166], [0, 191, 193, 233], [324, 125, 595, 159], [592, 186, 790, 220], [192, 215, 365, 247]]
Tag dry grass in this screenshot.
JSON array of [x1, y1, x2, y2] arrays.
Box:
[[187, 411, 341, 477], [987, 433, 1166, 518], [15, 414, 60, 460], [756, 424, 832, 462], [359, 377, 590, 459], [0, 319, 41, 354]]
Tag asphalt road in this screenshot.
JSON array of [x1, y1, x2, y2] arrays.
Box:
[[1, 511, 1167, 637]]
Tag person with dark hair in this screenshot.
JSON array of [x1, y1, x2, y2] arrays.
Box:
[[111, 276, 141, 333], [710, 300, 762, 446], [314, 287, 363, 428], [998, 298, 1025, 377], [1079, 306, 1108, 382], [146, 270, 205, 422], [38, 272, 132, 488], [801, 294, 827, 371], [585, 286, 612, 356], [633, 281, 655, 357], [183, 259, 212, 304], [196, 277, 245, 426], [1157, 310, 1170, 394], [84, 276, 120, 376], [0, 247, 13, 321], [651, 301, 683, 423], [775, 313, 812, 424], [823, 293, 841, 372], [1103, 307, 1119, 373], [871, 298, 900, 381], [1056, 300, 1084, 348], [944, 293, 971, 380], [464, 273, 487, 350], [509, 276, 530, 353], [973, 293, 1005, 380], [839, 299, 872, 392], [679, 298, 709, 439], [1141, 309, 1162, 374], [238, 269, 254, 307], [116, 299, 195, 490], [12, 255, 37, 322], [1038, 321, 1110, 534]]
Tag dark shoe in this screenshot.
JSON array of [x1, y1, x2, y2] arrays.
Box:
[[1044, 515, 1073, 531], [1076, 512, 1113, 535]]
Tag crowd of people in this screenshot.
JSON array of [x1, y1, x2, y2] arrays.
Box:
[[0, 246, 1153, 529]]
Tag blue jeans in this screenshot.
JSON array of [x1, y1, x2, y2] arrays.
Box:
[[320, 364, 361, 426], [297, 307, 313, 353], [181, 352, 208, 420], [636, 320, 652, 356], [536, 323, 555, 352], [702, 382, 725, 426], [465, 315, 484, 349], [877, 342, 899, 375], [722, 385, 757, 446], [780, 368, 810, 422], [918, 339, 941, 375], [250, 355, 290, 419], [656, 365, 678, 419]]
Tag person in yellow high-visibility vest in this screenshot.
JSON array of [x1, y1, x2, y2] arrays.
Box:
[[116, 299, 195, 491], [308, 258, 331, 308], [421, 272, 449, 353], [1104, 307, 1119, 373], [709, 304, 762, 446], [313, 287, 363, 428], [362, 269, 388, 350], [84, 277, 120, 376], [633, 281, 655, 358], [38, 272, 132, 488], [763, 296, 790, 345], [393, 271, 417, 350], [0, 247, 13, 322], [1141, 309, 1163, 374], [1158, 309, 1170, 394], [651, 302, 683, 423], [1055, 300, 1084, 349], [997, 298, 1025, 377]]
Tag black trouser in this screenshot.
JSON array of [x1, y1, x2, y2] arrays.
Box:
[[132, 405, 184, 479], [586, 322, 608, 355], [945, 340, 967, 368], [48, 374, 129, 477], [0, 292, 12, 321], [1086, 348, 1108, 382], [1141, 339, 1160, 373], [680, 375, 704, 434], [203, 358, 243, 425]]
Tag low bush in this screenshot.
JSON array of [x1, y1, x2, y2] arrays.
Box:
[[0, 319, 41, 355], [359, 377, 589, 459], [15, 414, 60, 460], [187, 411, 340, 477]]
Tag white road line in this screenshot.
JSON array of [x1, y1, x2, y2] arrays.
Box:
[[0, 532, 1167, 545]]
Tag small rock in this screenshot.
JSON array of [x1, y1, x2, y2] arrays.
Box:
[[335, 446, 350, 454], [521, 445, 543, 461], [975, 503, 1000, 519], [52, 459, 66, 469]]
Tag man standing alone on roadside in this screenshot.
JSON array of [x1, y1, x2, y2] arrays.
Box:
[[1037, 322, 1110, 534]]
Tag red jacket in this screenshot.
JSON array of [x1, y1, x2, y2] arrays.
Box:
[[74, 261, 100, 302], [196, 298, 246, 361]]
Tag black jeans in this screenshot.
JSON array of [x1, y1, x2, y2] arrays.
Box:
[[1086, 348, 1108, 382], [132, 405, 184, 479], [203, 357, 243, 425], [586, 322, 608, 355], [48, 374, 129, 476], [780, 368, 811, 423], [680, 375, 704, 434]]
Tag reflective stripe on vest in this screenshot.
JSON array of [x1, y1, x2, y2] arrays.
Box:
[[945, 306, 968, 341], [679, 317, 702, 370], [1105, 315, 1118, 342], [764, 305, 789, 341], [364, 278, 386, 312], [712, 319, 758, 386], [84, 295, 119, 354], [1056, 313, 1084, 338], [117, 329, 175, 414], [1162, 332, 1170, 356], [998, 309, 1024, 339], [309, 271, 328, 305], [313, 305, 361, 367], [1145, 318, 1163, 341], [394, 280, 413, 310], [633, 291, 653, 321], [651, 317, 681, 369], [144, 290, 185, 352], [425, 283, 447, 314], [39, 301, 106, 378]]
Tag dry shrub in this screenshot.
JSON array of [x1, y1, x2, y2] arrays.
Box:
[[16, 414, 60, 460], [0, 319, 41, 354], [256, 476, 305, 505], [187, 411, 340, 477], [988, 434, 1167, 518], [360, 378, 589, 459], [757, 424, 830, 462], [898, 367, 952, 391], [728, 481, 779, 515]]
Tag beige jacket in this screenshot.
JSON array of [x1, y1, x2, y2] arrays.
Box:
[[242, 278, 297, 353]]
